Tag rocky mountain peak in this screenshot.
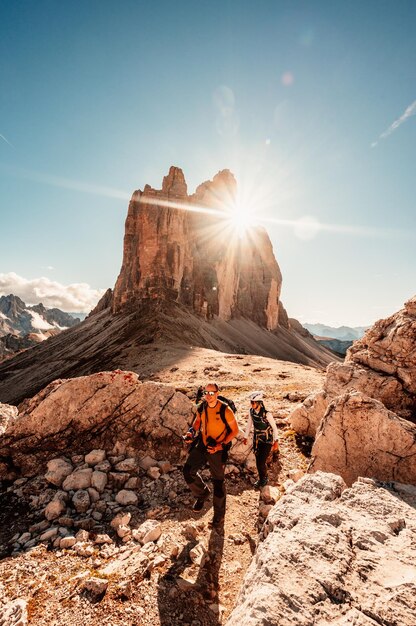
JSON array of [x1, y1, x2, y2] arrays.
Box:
[[161, 165, 187, 197], [192, 169, 237, 208], [111, 166, 282, 330], [0, 294, 26, 320]]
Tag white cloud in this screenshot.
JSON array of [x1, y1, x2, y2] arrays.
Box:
[[372, 100, 416, 147], [0, 272, 106, 312]]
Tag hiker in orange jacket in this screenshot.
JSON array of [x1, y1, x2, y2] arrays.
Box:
[[183, 382, 238, 529]]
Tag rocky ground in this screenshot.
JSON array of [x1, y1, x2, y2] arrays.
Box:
[[0, 351, 325, 626]]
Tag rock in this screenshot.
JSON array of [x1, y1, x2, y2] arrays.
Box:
[[75, 529, 90, 542], [85, 450, 106, 465], [289, 391, 328, 438], [0, 402, 18, 437], [258, 504, 273, 518], [189, 542, 207, 566], [0, 598, 28, 626], [114, 457, 138, 472], [290, 296, 416, 482], [0, 373, 192, 478], [73, 542, 95, 557], [115, 580, 132, 599], [87, 487, 100, 503], [288, 469, 305, 482], [91, 471, 107, 493], [147, 466, 161, 480], [72, 489, 91, 513], [110, 512, 131, 529], [44, 457, 73, 487], [60, 536, 76, 549], [158, 460, 173, 473], [95, 460, 111, 472], [44, 498, 66, 521], [111, 167, 282, 333], [62, 468, 93, 491], [17, 532, 31, 545], [109, 471, 129, 488], [80, 577, 108, 600], [94, 534, 113, 544], [115, 490, 138, 506], [125, 476, 141, 489], [182, 523, 199, 541], [310, 391, 416, 485], [138, 455, 158, 471], [132, 519, 162, 544], [39, 527, 59, 541], [227, 472, 416, 626], [116, 525, 131, 539]]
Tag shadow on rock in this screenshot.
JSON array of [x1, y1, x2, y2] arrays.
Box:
[[157, 526, 225, 626]]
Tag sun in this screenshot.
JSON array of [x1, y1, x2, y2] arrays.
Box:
[[227, 203, 258, 238]]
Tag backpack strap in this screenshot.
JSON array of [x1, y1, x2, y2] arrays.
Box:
[[219, 402, 232, 435]]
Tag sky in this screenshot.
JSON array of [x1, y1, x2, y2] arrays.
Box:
[[0, 0, 415, 326]]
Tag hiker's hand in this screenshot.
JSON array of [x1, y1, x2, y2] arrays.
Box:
[[243, 438, 248, 446], [182, 432, 193, 443], [272, 441, 279, 452], [207, 443, 223, 454]]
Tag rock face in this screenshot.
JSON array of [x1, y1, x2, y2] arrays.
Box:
[[111, 166, 282, 330], [310, 391, 416, 485], [290, 296, 416, 484], [226, 472, 416, 626], [0, 370, 192, 478]]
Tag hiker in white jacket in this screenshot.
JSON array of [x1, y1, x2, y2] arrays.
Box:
[[243, 391, 279, 488]]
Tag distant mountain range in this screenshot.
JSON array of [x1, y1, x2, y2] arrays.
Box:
[[303, 323, 368, 342], [0, 294, 80, 361]]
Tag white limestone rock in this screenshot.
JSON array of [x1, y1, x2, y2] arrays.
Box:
[[226, 472, 416, 626]]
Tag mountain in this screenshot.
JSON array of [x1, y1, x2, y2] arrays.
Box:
[[0, 294, 80, 338], [303, 323, 368, 341], [0, 295, 81, 362], [0, 167, 336, 405]]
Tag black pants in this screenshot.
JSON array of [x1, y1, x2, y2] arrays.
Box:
[[183, 442, 228, 519], [255, 440, 272, 481]]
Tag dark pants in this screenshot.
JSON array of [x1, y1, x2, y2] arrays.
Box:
[[183, 442, 228, 519], [255, 440, 272, 481]]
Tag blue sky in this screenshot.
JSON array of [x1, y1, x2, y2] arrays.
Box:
[[0, 0, 415, 325]]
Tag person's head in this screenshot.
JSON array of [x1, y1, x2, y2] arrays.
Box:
[[249, 390, 264, 411], [203, 382, 219, 407]]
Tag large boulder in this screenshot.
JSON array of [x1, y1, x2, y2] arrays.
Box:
[[289, 296, 416, 482], [291, 295, 416, 427], [310, 391, 416, 485], [226, 472, 416, 626], [0, 370, 192, 478]]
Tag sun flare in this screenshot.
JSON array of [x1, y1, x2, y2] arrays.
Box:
[[227, 204, 258, 238]]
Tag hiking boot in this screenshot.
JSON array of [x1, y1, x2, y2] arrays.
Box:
[[192, 487, 210, 512], [254, 477, 268, 489]]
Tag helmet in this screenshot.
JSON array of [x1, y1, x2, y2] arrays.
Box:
[[249, 391, 264, 402]]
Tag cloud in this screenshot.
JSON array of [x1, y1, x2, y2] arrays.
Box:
[[0, 272, 106, 312], [372, 100, 416, 147]]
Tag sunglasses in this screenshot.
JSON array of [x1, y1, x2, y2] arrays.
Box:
[[250, 400, 258, 404], [204, 390, 217, 396]]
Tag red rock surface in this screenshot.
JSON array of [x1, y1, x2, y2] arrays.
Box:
[[112, 166, 282, 330]]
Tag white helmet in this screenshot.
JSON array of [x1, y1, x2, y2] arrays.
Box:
[[249, 391, 264, 402]]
